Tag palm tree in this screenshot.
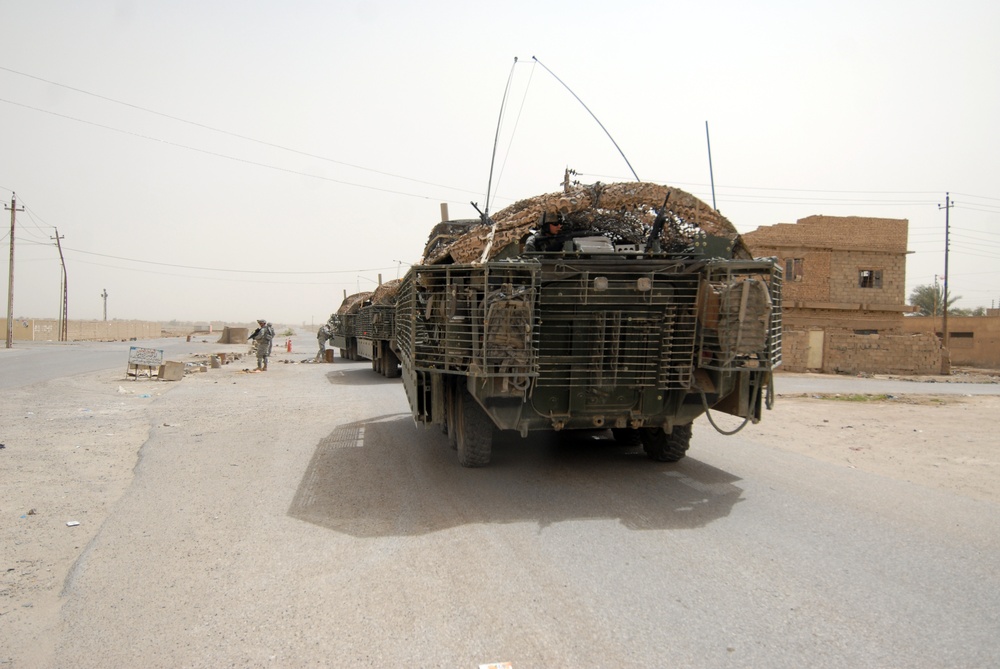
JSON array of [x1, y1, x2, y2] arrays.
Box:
[[908, 284, 961, 316]]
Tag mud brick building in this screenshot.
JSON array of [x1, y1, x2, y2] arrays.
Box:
[[743, 215, 942, 374], [902, 312, 1000, 368]]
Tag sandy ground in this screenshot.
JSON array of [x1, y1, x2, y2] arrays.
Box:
[[1, 361, 999, 666]]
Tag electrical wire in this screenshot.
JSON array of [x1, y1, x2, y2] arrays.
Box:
[[58, 245, 398, 275], [0, 97, 475, 205], [0, 65, 479, 197]]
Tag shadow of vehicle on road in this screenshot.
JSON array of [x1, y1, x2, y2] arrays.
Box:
[[289, 415, 743, 537], [324, 366, 402, 387]]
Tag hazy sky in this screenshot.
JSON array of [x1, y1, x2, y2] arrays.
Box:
[[2, 0, 998, 326]]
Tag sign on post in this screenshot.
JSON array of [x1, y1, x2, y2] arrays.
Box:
[[127, 346, 163, 379]]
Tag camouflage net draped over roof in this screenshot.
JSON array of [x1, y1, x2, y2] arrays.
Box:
[[371, 279, 401, 305], [336, 291, 372, 315], [423, 181, 749, 265]]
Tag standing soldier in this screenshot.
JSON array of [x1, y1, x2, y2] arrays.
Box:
[[316, 322, 332, 361], [249, 319, 275, 371]]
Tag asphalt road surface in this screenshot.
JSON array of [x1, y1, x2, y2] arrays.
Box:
[[0, 336, 222, 390], [4, 339, 999, 667]]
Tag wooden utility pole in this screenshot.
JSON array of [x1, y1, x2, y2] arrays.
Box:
[[939, 193, 954, 351], [6, 193, 24, 349], [52, 228, 68, 341]]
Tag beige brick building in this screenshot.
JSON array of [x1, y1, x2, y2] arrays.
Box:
[[743, 215, 943, 374]]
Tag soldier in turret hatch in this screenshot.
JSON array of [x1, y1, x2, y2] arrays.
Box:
[[524, 212, 568, 252]]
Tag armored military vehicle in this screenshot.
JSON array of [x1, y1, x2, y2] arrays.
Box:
[[328, 291, 371, 360], [395, 181, 783, 467], [355, 280, 403, 377]]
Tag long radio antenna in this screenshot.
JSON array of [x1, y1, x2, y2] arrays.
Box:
[[532, 56, 640, 182], [705, 121, 717, 211], [482, 57, 519, 218]]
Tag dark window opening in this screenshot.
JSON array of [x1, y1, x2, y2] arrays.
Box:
[[951, 332, 973, 339], [854, 329, 878, 335], [859, 269, 883, 289], [785, 258, 804, 282]]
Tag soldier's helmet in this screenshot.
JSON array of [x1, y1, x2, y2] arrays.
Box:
[[539, 212, 563, 231]]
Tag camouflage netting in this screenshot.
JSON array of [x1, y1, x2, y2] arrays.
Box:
[[336, 291, 373, 315], [423, 181, 750, 265], [371, 279, 401, 305]]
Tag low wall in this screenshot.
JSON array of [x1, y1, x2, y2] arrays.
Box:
[[12, 319, 161, 342], [777, 328, 942, 375], [902, 315, 1000, 368], [824, 332, 941, 375]]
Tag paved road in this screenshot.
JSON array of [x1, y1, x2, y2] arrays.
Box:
[[29, 353, 999, 668], [0, 331, 321, 390]]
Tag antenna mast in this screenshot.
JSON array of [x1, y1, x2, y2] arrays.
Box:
[[533, 56, 640, 182], [705, 121, 717, 211], [483, 57, 519, 217]]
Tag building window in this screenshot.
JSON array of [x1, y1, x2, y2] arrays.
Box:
[[785, 258, 804, 282], [858, 269, 883, 289]]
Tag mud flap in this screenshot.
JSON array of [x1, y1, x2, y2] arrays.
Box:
[[713, 371, 766, 421]]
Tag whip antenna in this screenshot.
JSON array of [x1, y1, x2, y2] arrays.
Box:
[[482, 57, 519, 218], [532, 56, 640, 182]]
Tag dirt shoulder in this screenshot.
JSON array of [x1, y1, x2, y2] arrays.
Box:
[[742, 390, 1000, 504]]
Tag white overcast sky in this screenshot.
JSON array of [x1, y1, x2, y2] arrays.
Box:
[[2, 0, 998, 326]]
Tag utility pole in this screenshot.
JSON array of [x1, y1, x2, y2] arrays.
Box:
[[6, 193, 24, 349], [101, 289, 108, 321], [52, 228, 68, 341], [938, 193, 954, 351]]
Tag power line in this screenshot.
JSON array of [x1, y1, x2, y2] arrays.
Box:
[[0, 65, 483, 198], [955, 204, 1000, 214], [70, 257, 358, 286], [60, 245, 398, 275], [0, 97, 480, 206]]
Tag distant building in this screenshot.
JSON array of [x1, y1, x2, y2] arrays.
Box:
[[743, 215, 943, 374], [902, 314, 1000, 369]]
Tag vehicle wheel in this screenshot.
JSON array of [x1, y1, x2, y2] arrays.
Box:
[[384, 349, 401, 378], [640, 423, 693, 462], [454, 388, 492, 467], [611, 427, 642, 447]]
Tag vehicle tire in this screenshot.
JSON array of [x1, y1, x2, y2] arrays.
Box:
[[455, 388, 492, 467], [384, 349, 401, 378], [611, 427, 642, 447], [640, 423, 693, 462]]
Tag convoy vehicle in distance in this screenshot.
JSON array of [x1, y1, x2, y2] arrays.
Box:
[[355, 280, 402, 378], [327, 291, 370, 361]]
